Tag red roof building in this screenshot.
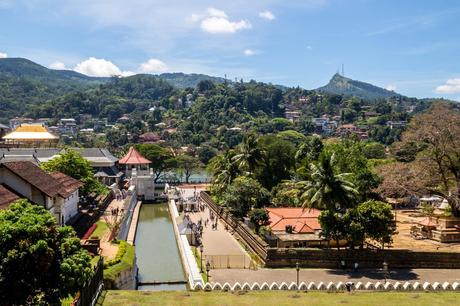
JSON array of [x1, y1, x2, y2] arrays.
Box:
[[264, 207, 332, 248], [267, 207, 321, 234], [0, 161, 82, 225], [119, 146, 151, 165]]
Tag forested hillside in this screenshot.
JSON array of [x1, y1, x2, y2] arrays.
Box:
[[0, 57, 447, 150]]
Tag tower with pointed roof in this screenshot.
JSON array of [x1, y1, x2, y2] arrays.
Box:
[[119, 146, 155, 200]]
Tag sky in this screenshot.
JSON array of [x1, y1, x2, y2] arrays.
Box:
[[0, 0, 460, 100]]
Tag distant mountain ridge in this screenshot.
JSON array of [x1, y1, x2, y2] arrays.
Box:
[[317, 73, 403, 100], [0, 58, 106, 83], [0, 58, 227, 89]]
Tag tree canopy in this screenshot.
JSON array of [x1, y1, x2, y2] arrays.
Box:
[[377, 103, 460, 215], [41, 148, 106, 195], [0, 200, 93, 305]]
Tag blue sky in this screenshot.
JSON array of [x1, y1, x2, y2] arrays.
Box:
[[1, 0, 460, 99]]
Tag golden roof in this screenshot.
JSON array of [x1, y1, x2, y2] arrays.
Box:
[[14, 125, 48, 133], [2, 124, 58, 140]]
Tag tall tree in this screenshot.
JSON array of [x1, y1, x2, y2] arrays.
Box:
[[136, 144, 177, 183], [223, 176, 270, 217], [41, 148, 105, 195], [208, 150, 240, 194], [379, 103, 460, 215], [232, 134, 265, 174], [357, 200, 396, 249], [0, 200, 93, 305], [176, 154, 202, 183], [299, 153, 358, 212]]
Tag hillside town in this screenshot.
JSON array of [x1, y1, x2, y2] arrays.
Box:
[[1, 1, 460, 306]]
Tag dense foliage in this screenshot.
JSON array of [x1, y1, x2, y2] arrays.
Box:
[[0, 200, 93, 305], [41, 149, 106, 195], [208, 131, 396, 249], [376, 103, 460, 215]]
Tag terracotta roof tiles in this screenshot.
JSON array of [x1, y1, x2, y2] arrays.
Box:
[[118, 146, 151, 165], [0, 184, 20, 210]]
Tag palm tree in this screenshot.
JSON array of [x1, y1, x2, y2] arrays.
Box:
[[299, 153, 358, 212], [232, 134, 265, 174], [208, 150, 240, 194]]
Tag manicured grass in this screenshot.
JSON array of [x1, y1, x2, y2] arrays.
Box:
[[192, 246, 208, 282], [102, 291, 458, 306], [91, 220, 109, 239], [104, 241, 136, 283]]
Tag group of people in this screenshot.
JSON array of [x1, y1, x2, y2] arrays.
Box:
[[110, 207, 123, 216]]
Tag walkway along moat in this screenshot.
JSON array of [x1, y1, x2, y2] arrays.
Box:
[[134, 203, 187, 290]]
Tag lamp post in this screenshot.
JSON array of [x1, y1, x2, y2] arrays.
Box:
[[200, 244, 204, 273], [296, 262, 300, 287], [206, 261, 211, 282], [383, 261, 388, 284]]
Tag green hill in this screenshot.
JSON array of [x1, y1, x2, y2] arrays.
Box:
[[317, 73, 403, 100], [158, 72, 227, 88], [0, 58, 106, 83]]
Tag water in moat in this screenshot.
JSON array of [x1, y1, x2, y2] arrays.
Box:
[[135, 203, 186, 290]]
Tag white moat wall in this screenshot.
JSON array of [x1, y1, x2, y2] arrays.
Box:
[[191, 281, 460, 291]]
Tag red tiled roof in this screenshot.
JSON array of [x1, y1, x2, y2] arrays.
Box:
[[50, 172, 83, 198], [2, 161, 60, 197], [118, 146, 151, 165], [0, 184, 20, 210], [267, 207, 322, 234], [1, 162, 81, 199]]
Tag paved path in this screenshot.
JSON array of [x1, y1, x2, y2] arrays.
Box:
[[209, 268, 460, 284], [176, 185, 252, 268], [188, 206, 249, 257]]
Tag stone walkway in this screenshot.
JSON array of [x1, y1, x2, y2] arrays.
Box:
[[176, 185, 252, 267], [209, 268, 460, 284]]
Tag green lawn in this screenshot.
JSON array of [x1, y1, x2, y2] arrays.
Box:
[[91, 220, 109, 239], [104, 242, 136, 285], [102, 290, 458, 306], [191, 246, 208, 282]]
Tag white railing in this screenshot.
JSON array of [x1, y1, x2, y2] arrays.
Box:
[[168, 199, 203, 288], [191, 281, 460, 291]]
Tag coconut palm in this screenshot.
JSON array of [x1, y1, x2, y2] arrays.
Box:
[[232, 134, 265, 174], [208, 150, 240, 193], [299, 153, 358, 212]]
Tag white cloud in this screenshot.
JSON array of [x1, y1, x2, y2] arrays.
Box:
[[74, 57, 133, 77], [385, 84, 397, 91], [207, 7, 227, 18], [194, 7, 252, 34], [244, 49, 256, 56], [201, 17, 251, 34], [306, 45, 312, 50], [0, 52, 7, 58], [259, 10, 275, 21], [139, 58, 168, 73], [435, 78, 460, 94], [49, 61, 67, 70]]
